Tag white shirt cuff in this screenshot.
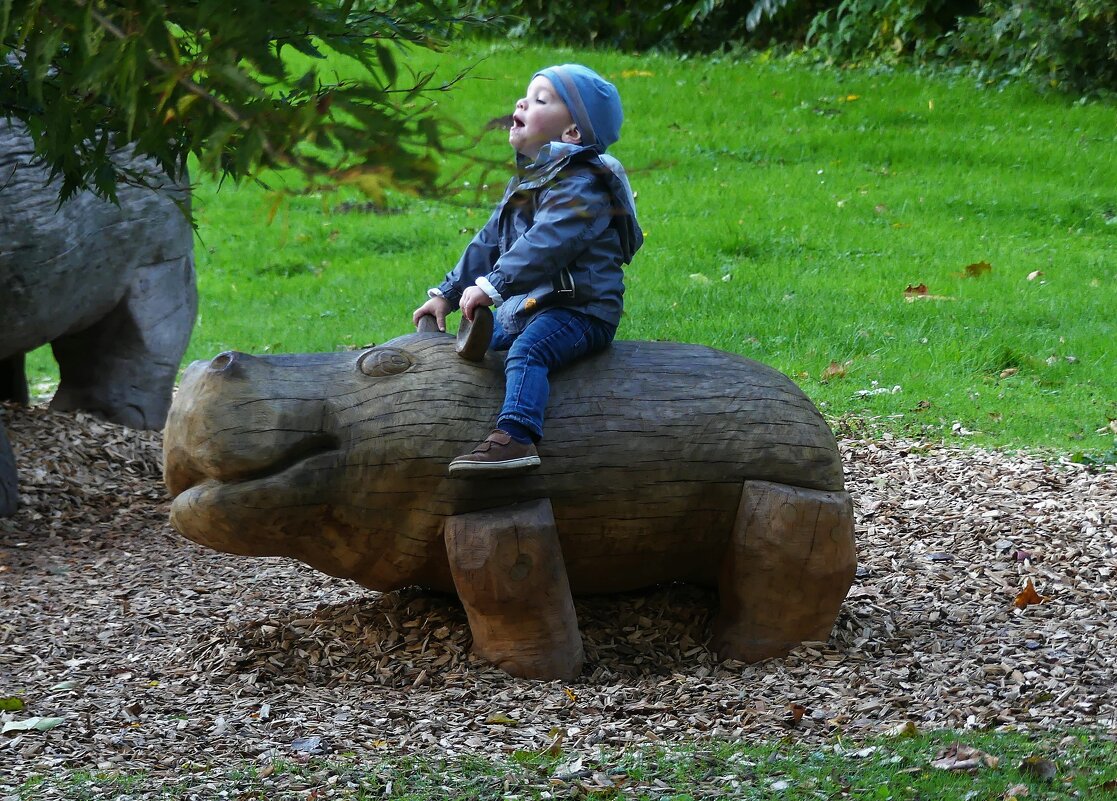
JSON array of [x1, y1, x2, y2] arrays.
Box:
[[475, 276, 503, 307], [426, 287, 444, 299]]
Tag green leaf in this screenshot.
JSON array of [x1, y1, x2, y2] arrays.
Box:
[[1, 0, 12, 41], [376, 43, 398, 87], [2, 0, 467, 207], [2, 716, 66, 733], [0, 696, 25, 711], [287, 37, 324, 59]]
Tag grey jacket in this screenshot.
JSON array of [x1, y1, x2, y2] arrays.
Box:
[[434, 142, 643, 335]]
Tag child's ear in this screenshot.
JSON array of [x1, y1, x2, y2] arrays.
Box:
[[561, 124, 582, 145]]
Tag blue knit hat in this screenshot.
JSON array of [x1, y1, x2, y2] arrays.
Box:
[[533, 64, 623, 152]]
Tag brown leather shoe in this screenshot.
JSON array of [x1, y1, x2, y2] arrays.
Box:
[[448, 429, 540, 477]]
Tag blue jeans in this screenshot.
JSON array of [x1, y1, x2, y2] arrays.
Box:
[[490, 308, 616, 442]]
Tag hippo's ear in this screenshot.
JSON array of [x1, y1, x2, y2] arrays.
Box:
[[358, 347, 414, 377]]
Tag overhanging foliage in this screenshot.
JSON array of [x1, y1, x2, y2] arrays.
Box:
[[0, 0, 485, 204]]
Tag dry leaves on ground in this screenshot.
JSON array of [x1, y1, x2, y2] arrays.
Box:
[[1, 403, 1115, 785]]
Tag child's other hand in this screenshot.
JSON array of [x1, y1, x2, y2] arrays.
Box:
[[412, 296, 452, 332], [460, 286, 494, 322]]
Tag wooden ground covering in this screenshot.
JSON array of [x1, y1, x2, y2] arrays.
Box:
[[1, 403, 1114, 787]]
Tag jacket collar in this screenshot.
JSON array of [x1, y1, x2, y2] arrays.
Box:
[[514, 142, 599, 190]]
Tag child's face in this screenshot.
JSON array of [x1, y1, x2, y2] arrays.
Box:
[[508, 75, 578, 159]]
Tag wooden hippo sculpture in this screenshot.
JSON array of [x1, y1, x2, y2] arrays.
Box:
[[0, 120, 196, 517], [164, 333, 856, 679]]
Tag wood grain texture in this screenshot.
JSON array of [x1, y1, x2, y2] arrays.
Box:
[[165, 334, 857, 670], [714, 480, 856, 662], [165, 334, 848, 597], [445, 498, 583, 680]]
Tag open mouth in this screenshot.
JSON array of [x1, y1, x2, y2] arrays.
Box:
[[167, 442, 343, 546], [165, 432, 341, 498], [511, 114, 525, 130]]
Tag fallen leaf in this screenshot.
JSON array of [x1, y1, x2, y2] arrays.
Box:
[[688, 273, 711, 285], [902, 292, 956, 301], [999, 368, 1019, 379], [485, 713, 519, 726], [290, 736, 326, 754], [0, 697, 25, 712], [886, 720, 920, 738], [1019, 755, 1057, 781], [1027, 270, 1044, 281], [821, 361, 849, 381], [930, 742, 998, 772], [554, 756, 584, 778], [563, 687, 577, 703], [1004, 783, 1029, 799], [787, 703, 807, 724], [1, 716, 66, 734], [904, 284, 955, 302], [543, 727, 566, 757], [1013, 578, 1048, 609], [963, 261, 992, 278]]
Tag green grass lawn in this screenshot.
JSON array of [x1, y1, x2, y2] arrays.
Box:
[[14, 729, 1117, 799], [25, 39, 1116, 457], [10, 41, 1117, 799]]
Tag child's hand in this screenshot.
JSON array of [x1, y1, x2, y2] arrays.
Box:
[[412, 296, 452, 332], [460, 286, 494, 322]]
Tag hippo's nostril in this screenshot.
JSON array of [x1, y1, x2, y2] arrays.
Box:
[[210, 351, 236, 372]]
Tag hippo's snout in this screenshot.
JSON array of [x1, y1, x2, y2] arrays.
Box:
[[163, 350, 342, 497]]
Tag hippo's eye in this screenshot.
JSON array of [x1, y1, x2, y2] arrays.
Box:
[[358, 347, 414, 377]]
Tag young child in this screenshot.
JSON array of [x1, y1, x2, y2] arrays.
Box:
[[412, 64, 643, 478]]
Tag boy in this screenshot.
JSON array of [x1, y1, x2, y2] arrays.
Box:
[[412, 64, 643, 477]]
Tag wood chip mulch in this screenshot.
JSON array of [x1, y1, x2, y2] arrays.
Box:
[[1, 402, 1115, 784]]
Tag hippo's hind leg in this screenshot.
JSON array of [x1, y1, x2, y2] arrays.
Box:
[[1, 355, 25, 517], [714, 480, 856, 662], [444, 498, 583, 680], [0, 354, 29, 406], [50, 254, 197, 429]]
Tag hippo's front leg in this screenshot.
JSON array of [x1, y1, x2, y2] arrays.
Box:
[[444, 498, 583, 680], [50, 254, 197, 429], [714, 480, 857, 662]]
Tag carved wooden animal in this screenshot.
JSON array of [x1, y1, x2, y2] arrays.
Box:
[[164, 333, 856, 679], [0, 421, 15, 518], [0, 120, 195, 517]]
